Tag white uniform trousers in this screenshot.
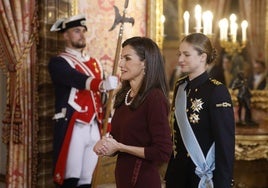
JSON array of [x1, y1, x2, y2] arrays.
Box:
[[65, 119, 100, 185]]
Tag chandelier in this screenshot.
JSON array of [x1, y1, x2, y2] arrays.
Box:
[[183, 4, 248, 56]]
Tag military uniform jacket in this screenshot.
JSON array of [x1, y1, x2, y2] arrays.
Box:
[[48, 49, 104, 185], [166, 72, 235, 188]]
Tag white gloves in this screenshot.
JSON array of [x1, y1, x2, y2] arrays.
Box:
[[102, 75, 118, 91]]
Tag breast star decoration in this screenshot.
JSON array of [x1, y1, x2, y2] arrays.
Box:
[[189, 98, 204, 124], [189, 113, 200, 124]]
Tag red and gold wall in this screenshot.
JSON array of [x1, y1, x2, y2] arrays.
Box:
[[78, 0, 147, 75]]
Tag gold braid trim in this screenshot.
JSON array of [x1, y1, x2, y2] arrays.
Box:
[[169, 89, 177, 157]]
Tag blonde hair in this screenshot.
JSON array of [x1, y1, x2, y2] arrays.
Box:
[[182, 33, 217, 64]]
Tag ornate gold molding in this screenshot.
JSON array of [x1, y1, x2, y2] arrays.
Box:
[[71, 0, 78, 15], [235, 135, 268, 160], [146, 0, 163, 49], [230, 90, 268, 112]]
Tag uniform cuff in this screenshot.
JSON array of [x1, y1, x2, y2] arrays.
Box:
[[86, 77, 103, 91]]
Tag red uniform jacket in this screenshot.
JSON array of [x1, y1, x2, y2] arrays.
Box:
[[52, 52, 103, 185]]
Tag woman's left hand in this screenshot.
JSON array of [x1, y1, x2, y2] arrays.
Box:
[[93, 135, 120, 156]]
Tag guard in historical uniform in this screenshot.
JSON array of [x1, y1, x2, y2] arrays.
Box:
[[165, 33, 235, 188], [48, 14, 118, 188]]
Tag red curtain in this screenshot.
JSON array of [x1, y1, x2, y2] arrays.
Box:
[[0, 0, 38, 187]]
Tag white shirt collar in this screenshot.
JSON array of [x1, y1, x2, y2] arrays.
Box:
[[65, 47, 90, 61]]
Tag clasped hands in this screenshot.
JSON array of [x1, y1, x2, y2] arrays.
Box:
[[93, 133, 120, 156]]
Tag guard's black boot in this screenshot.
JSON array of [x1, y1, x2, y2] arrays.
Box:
[[77, 184, 91, 188], [61, 178, 79, 188]]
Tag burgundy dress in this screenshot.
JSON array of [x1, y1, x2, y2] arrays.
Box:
[[111, 88, 173, 188]]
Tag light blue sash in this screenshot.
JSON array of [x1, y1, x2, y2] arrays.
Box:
[[174, 82, 215, 188]]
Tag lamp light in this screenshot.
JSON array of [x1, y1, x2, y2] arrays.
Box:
[[182, 4, 248, 56]]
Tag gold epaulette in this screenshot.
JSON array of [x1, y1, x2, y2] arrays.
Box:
[[209, 78, 222, 86]]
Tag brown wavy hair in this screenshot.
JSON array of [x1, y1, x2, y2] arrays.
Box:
[[114, 36, 169, 110]]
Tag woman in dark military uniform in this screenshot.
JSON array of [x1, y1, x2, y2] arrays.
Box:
[[165, 33, 235, 188]]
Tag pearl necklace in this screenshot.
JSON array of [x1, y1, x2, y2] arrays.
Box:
[[125, 89, 134, 106]]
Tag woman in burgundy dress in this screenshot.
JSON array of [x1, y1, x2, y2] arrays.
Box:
[[94, 36, 173, 188]]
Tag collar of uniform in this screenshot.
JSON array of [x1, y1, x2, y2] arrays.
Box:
[[65, 47, 90, 61], [188, 71, 209, 89]]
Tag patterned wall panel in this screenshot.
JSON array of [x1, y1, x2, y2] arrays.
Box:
[[78, 0, 146, 76]]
